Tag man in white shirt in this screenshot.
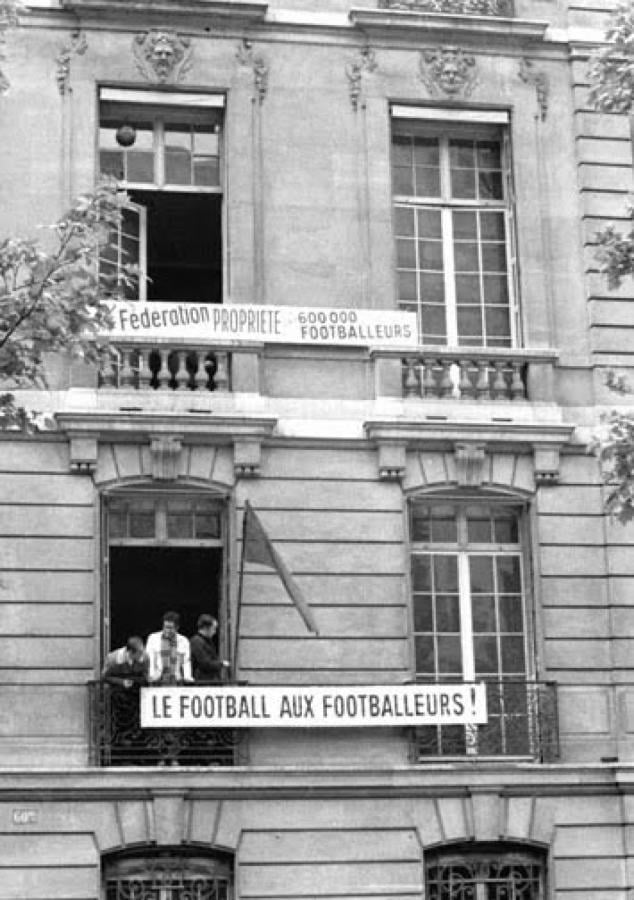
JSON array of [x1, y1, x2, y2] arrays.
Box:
[[145, 611, 192, 685]]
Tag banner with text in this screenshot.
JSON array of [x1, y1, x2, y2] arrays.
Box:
[[107, 302, 418, 348], [140, 684, 487, 729]]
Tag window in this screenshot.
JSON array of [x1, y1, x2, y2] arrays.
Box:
[[104, 849, 233, 900], [411, 500, 539, 756], [99, 88, 224, 303], [426, 845, 545, 900], [392, 107, 518, 347]]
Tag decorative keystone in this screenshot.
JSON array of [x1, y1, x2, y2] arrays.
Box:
[[533, 444, 560, 485], [234, 440, 262, 478], [454, 442, 487, 487], [69, 434, 98, 475], [378, 442, 407, 481], [133, 30, 192, 84], [150, 435, 183, 481], [420, 45, 477, 97]]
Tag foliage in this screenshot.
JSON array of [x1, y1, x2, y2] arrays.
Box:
[[0, 179, 132, 430], [588, 3, 634, 289]]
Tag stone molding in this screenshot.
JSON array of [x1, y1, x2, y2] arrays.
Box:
[[57, 411, 277, 481], [349, 8, 548, 45], [133, 30, 192, 84], [61, 0, 268, 20], [378, 0, 512, 12], [56, 29, 88, 95], [345, 45, 377, 111]]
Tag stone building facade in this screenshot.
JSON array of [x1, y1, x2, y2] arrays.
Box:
[[0, 0, 633, 897]]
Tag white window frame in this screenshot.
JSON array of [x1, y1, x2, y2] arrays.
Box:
[[391, 107, 520, 348]]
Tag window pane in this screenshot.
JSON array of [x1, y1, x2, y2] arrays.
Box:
[[472, 595, 496, 632], [497, 556, 521, 592], [393, 166, 413, 195], [455, 274, 481, 305], [494, 511, 519, 543], [129, 512, 155, 538], [422, 304, 447, 340], [109, 512, 126, 538], [451, 169, 476, 199], [457, 306, 483, 339], [417, 209, 442, 239], [100, 149, 124, 180], [194, 158, 220, 186], [479, 171, 503, 199], [195, 513, 220, 538], [499, 595, 524, 632], [419, 240, 444, 270], [430, 508, 458, 543], [126, 149, 154, 183], [469, 556, 494, 592], [420, 273, 445, 303], [480, 211, 506, 240], [415, 167, 441, 196], [452, 211, 478, 239], [411, 509, 431, 542], [485, 307, 511, 338], [398, 271, 417, 302], [477, 140, 501, 168], [413, 137, 440, 166], [395, 206, 415, 236], [167, 514, 193, 539], [474, 635, 498, 674], [415, 635, 435, 674], [454, 242, 479, 271], [482, 274, 509, 304], [450, 140, 475, 167], [482, 243, 507, 272], [434, 556, 458, 592], [437, 636, 462, 674], [501, 636, 526, 673], [397, 239, 417, 268], [165, 128, 192, 184], [436, 595, 460, 632], [467, 511, 492, 543], [412, 556, 432, 591], [414, 595, 433, 631]]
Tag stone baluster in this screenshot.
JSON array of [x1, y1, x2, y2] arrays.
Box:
[[100, 346, 117, 388], [175, 350, 190, 390], [421, 358, 437, 398], [491, 361, 508, 400], [156, 349, 171, 389], [214, 352, 229, 392], [403, 359, 419, 398], [119, 348, 135, 388], [194, 351, 210, 391], [439, 359, 453, 397], [138, 349, 152, 390], [510, 360, 525, 400], [458, 359, 475, 399], [475, 360, 490, 401]]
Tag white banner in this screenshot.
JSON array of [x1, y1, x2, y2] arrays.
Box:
[[106, 302, 417, 348], [140, 684, 487, 729]]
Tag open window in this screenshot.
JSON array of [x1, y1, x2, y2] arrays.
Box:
[[102, 490, 228, 660], [99, 88, 224, 303], [391, 106, 519, 347]]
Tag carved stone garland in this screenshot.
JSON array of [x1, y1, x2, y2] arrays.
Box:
[[420, 46, 477, 97], [345, 46, 377, 111], [236, 38, 268, 104], [133, 30, 193, 84], [519, 57, 549, 121], [56, 30, 88, 95]]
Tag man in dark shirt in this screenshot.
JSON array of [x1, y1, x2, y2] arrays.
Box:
[[102, 636, 149, 688], [190, 614, 230, 682]]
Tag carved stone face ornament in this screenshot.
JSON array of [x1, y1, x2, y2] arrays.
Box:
[[420, 45, 477, 97], [133, 30, 192, 84]]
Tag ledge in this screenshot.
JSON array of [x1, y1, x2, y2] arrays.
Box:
[[349, 8, 549, 44], [364, 418, 573, 449], [60, 0, 268, 20]]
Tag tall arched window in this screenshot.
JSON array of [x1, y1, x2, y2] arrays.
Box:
[[425, 844, 546, 900], [103, 848, 233, 900], [409, 496, 558, 760]]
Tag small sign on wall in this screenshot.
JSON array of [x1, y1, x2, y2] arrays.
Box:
[[140, 684, 487, 729], [12, 808, 38, 825]]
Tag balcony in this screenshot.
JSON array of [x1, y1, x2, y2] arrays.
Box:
[[87, 681, 248, 766], [373, 347, 558, 403], [412, 680, 559, 762]]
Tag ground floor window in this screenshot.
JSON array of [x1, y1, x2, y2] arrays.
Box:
[[104, 849, 232, 900], [426, 845, 545, 900]]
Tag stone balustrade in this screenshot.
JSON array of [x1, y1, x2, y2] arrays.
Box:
[[99, 344, 230, 392], [377, 0, 514, 16], [372, 347, 559, 403]]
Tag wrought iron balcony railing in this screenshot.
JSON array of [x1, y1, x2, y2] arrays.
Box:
[[412, 680, 559, 762], [98, 345, 230, 391], [377, 0, 514, 15], [87, 681, 247, 766]]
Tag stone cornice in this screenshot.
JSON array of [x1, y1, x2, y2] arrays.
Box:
[[60, 0, 268, 22], [364, 419, 574, 449], [349, 8, 549, 45], [56, 410, 277, 444]]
